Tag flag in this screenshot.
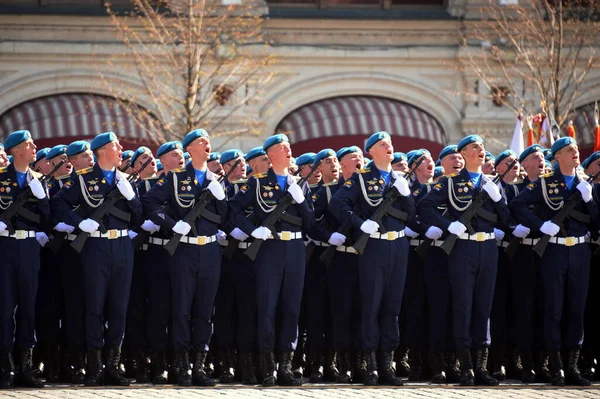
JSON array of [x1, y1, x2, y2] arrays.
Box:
[[510, 115, 524, 155], [567, 120, 576, 139], [539, 115, 554, 147]]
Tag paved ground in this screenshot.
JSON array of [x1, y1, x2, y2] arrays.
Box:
[[2, 382, 600, 399]]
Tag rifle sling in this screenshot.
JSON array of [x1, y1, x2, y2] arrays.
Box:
[[16, 207, 41, 223], [200, 208, 222, 224], [475, 207, 498, 223], [107, 206, 131, 223], [280, 212, 303, 226]]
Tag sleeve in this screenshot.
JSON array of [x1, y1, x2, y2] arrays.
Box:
[[142, 175, 178, 232], [37, 182, 53, 232], [329, 176, 365, 231], [300, 182, 330, 242], [50, 178, 85, 228], [509, 182, 545, 231], [228, 179, 259, 237], [125, 190, 143, 229], [491, 195, 512, 230], [417, 178, 453, 230]]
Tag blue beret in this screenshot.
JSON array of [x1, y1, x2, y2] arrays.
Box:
[[91, 132, 117, 151], [314, 148, 336, 164], [296, 152, 316, 167], [130, 146, 151, 166], [407, 149, 431, 167], [551, 136, 577, 156], [4, 130, 33, 151], [392, 152, 407, 165], [290, 157, 296, 165], [518, 144, 543, 163], [484, 151, 495, 163], [245, 146, 266, 162], [34, 147, 50, 162], [208, 152, 221, 162], [336, 146, 363, 161], [582, 151, 600, 170], [0, 143, 3, 150], [220, 149, 244, 164], [438, 145, 458, 161], [494, 150, 516, 167], [365, 131, 391, 153], [157, 141, 183, 158], [184, 152, 190, 160], [121, 150, 134, 161], [155, 160, 163, 171], [182, 129, 209, 149], [546, 160, 554, 169], [433, 166, 444, 179], [263, 133, 289, 152], [545, 152, 554, 162], [7, 155, 13, 164], [246, 165, 253, 175], [47, 144, 68, 160], [457, 134, 484, 152], [365, 159, 373, 169], [542, 148, 551, 157], [66, 140, 91, 157], [435, 159, 441, 167]]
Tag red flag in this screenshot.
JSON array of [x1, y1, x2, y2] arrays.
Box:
[[527, 127, 535, 146], [594, 124, 600, 152], [567, 120, 576, 139]]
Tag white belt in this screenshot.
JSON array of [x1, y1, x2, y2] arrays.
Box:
[[89, 229, 128, 239], [335, 245, 358, 254], [180, 235, 217, 246], [410, 239, 444, 247], [308, 238, 329, 247], [458, 232, 495, 242], [139, 244, 148, 251], [548, 236, 589, 247], [66, 233, 77, 241], [521, 238, 539, 246], [497, 241, 509, 248], [409, 239, 422, 246], [238, 241, 251, 249], [267, 231, 303, 241], [0, 230, 36, 239], [149, 237, 167, 246], [219, 239, 229, 247], [370, 231, 405, 241]]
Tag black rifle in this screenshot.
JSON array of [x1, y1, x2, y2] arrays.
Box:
[[0, 160, 65, 235], [532, 171, 600, 258], [244, 160, 322, 261], [352, 156, 425, 255], [163, 159, 241, 257], [439, 159, 518, 256], [70, 158, 152, 253], [222, 210, 256, 260]]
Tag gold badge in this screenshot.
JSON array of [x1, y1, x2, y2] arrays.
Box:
[[467, 182, 473, 187], [379, 179, 384, 185], [101, 179, 106, 184]]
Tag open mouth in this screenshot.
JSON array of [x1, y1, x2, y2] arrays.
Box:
[[427, 164, 433, 171], [386, 150, 393, 155]]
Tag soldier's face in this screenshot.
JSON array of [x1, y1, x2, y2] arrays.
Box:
[[299, 164, 322, 184], [461, 142, 485, 167], [0, 149, 8, 167], [12, 139, 37, 165], [224, 157, 246, 181], [415, 155, 435, 179], [188, 137, 211, 161], [521, 151, 545, 176], [160, 149, 184, 172], [554, 144, 580, 169], [267, 142, 292, 169], [208, 160, 223, 175], [69, 149, 95, 171], [392, 160, 408, 172], [33, 158, 53, 175], [495, 156, 519, 181], [98, 140, 123, 168], [51, 154, 73, 176], [440, 153, 464, 174], [482, 161, 495, 175], [249, 155, 271, 175], [318, 156, 339, 181], [585, 158, 600, 179], [369, 139, 394, 163], [340, 152, 364, 175], [134, 151, 157, 178]]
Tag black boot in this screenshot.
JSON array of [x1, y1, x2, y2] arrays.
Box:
[[175, 350, 192, 386], [474, 348, 499, 386], [378, 351, 403, 386], [520, 350, 536, 383], [291, 343, 305, 378], [16, 349, 44, 388], [457, 348, 475, 386], [278, 351, 302, 386], [84, 349, 103, 386], [363, 350, 378, 386], [323, 349, 339, 382], [104, 347, 130, 386], [239, 352, 258, 385], [336, 350, 352, 383], [352, 350, 367, 383], [218, 349, 236, 383], [307, 351, 323, 383], [445, 351, 461, 383], [44, 346, 61, 383], [489, 345, 506, 382], [579, 347, 595, 381], [548, 349, 565, 386], [259, 350, 277, 386], [134, 349, 150, 383], [70, 349, 86, 385], [151, 350, 168, 384], [534, 350, 551, 383], [395, 346, 410, 377], [408, 347, 422, 381], [507, 347, 522, 379], [429, 351, 447, 384], [0, 351, 15, 389], [192, 351, 215, 386], [565, 349, 590, 386]]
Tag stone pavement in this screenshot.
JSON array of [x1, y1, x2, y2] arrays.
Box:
[[1, 382, 600, 399]]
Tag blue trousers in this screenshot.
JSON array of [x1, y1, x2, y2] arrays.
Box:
[[145, 243, 171, 351], [0, 237, 40, 351], [170, 242, 221, 352], [81, 237, 134, 349], [510, 244, 539, 350], [448, 239, 497, 349], [35, 247, 64, 348], [125, 247, 148, 351], [59, 243, 85, 351], [359, 237, 408, 351], [305, 246, 333, 354], [423, 246, 454, 352], [403, 245, 428, 348]]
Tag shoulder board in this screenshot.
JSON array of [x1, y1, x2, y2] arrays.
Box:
[[512, 179, 524, 185], [0, 167, 7, 174], [56, 174, 71, 180], [445, 172, 459, 178], [171, 168, 186, 173], [539, 171, 554, 178], [30, 170, 43, 179], [324, 181, 337, 187], [145, 176, 159, 181], [309, 183, 320, 188], [232, 179, 248, 185], [156, 176, 167, 186], [526, 182, 537, 190], [357, 168, 370, 174], [77, 167, 94, 175], [253, 172, 267, 179]]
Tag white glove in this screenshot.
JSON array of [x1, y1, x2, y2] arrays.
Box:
[[512, 224, 530, 239], [360, 219, 380, 235], [141, 219, 160, 234], [230, 227, 249, 241], [36, 232, 49, 247], [404, 226, 419, 238], [251, 226, 272, 240], [0, 221, 6, 234], [494, 228, 505, 241], [128, 230, 138, 240], [447, 221, 467, 236], [482, 180, 502, 202], [287, 183, 305, 204], [172, 220, 192, 236], [393, 175, 411, 197], [78, 218, 99, 234], [540, 220, 560, 237], [54, 222, 75, 233], [208, 180, 226, 201], [425, 226, 443, 240], [328, 232, 346, 246], [217, 229, 227, 245], [117, 178, 136, 201], [577, 181, 593, 203], [28, 178, 46, 200]]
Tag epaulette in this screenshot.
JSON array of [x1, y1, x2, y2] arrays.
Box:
[[0, 167, 6, 174], [77, 167, 94, 175], [309, 183, 320, 189], [232, 179, 248, 185], [171, 168, 186, 173], [445, 172, 459, 178], [324, 181, 337, 187], [30, 170, 43, 179], [56, 174, 71, 180], [511, 179, 524, 185], [253, 172, 267, 179], [539, 171, 554, 179], [357, 168, 370, 174]]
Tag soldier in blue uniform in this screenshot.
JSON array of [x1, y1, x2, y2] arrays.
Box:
[[0, 130, 51, 389], [418, 135, 510, 386], [330, 131, 415, 386], [510, 137, 596, 386], [120, 150, 134, 174], [228, 134, 335, 387], [391, 152, 409, 173], [142, 129, 226, 387], [51, 132, 142, 386]]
